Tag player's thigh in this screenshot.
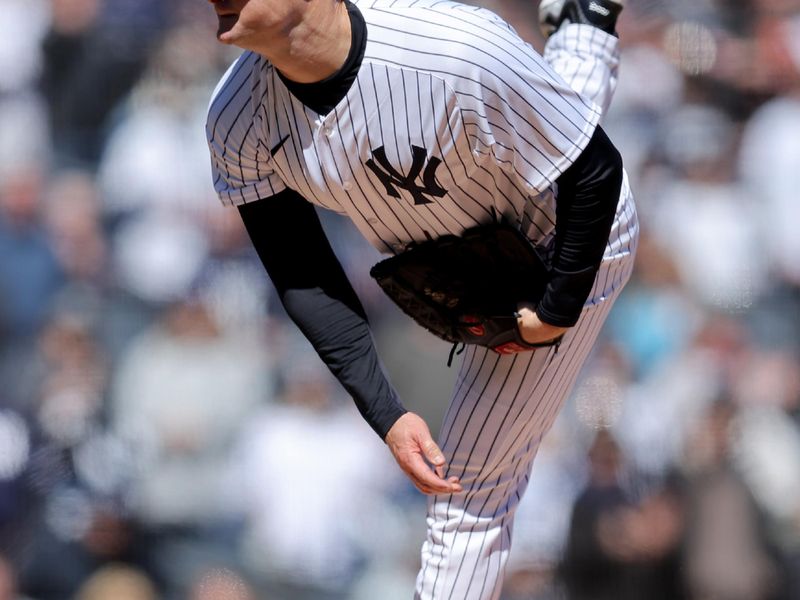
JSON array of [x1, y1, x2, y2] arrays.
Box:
[[439, 296, 619, 480]]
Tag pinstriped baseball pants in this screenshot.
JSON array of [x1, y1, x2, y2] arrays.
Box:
[[413, 23, 633, 599], [414, 191, 638, 600]]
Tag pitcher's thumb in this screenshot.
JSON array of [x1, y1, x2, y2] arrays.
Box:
[[422, 439, 445, 466]]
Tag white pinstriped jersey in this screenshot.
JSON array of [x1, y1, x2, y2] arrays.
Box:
[[207, 0, 630, 281], [206, 7, 638, 598]]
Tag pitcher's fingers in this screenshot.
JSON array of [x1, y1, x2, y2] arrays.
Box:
[[407, 453, 457, 494], [422, 440, 448, 479]]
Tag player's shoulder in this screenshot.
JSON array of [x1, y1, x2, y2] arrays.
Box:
[[356, 0, 534, 91], [356, 0, 523, 42], [207, 50, 270, 124]]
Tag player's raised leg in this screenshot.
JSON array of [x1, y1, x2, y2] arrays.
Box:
[[540, 0, 624, 115], [539, 0, 624, 37]]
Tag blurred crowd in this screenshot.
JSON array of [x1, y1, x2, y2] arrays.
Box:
[[0, 0, 799, 599]]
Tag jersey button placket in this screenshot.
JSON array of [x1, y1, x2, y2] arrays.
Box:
[[316, 117, 341, 192]]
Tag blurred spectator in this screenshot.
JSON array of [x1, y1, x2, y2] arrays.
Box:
[[18, 501, 143, 600], [561, 429, 630, 600], [0, 167, 63, 412], [560, 430, 684, 600], [40, 170, 155, 363], [0, 167, 63, 342], [0, 410, 33, 557], [651, 104, 768, 312], [39, 0, 101, 159], [0, 555, 32, 600], [193, 210, 271, 334], [97, 26, 223, 217], [739, 80, 800, 291], [12, 310, 146, 600], [187, 567, 256, 600], [0, 95, 50, 183], [1, 307, 130, 585], [605, 14, 683, 188], [726, 350, 800, 598], [614, 314, 747, 478], [109, 299, 268, 589], [681, 400, 785, 600], [40, 0, 174, 165], [74, 564, 157, 600], [43, 171, 106, 294], [606, 235, 701, 379], [0, 0, 49, 94], [35, 311, 106, 450], [111, 212, 209, 306], [230, 337, 405, 600], [734, 394, 800, 527]]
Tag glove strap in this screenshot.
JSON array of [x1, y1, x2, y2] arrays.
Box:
[[447, 342, 466, 367]]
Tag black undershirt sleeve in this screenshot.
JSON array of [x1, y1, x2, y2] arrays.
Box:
[[237, 2, 398, 438], [536, 125, 623, 327], [238, 191, 407, 439]]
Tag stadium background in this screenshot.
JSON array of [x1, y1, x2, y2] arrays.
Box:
[[0, 0, 799, 598]]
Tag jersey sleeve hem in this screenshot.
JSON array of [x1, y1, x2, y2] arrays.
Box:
[[216, 178, 288, 207]]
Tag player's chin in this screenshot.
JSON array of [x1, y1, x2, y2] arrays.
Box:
[[216, 16, 240, 43]]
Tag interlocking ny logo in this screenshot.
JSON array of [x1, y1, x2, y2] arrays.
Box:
[[366, 145, 447, 205]]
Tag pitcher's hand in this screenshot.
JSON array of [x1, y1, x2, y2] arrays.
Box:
[[516, 303, 569, 345], [385, 413, 462, 495]]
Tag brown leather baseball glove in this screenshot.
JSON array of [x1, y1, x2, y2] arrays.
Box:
[[370, 221, 562, 363]]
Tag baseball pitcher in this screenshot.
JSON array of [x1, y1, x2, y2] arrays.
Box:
[[205, 0, 637, 597]]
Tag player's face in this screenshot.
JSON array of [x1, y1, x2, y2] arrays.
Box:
[[208, 0, 297, 48]]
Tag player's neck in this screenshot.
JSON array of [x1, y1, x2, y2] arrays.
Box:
[[259, 1, 352, 84]]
